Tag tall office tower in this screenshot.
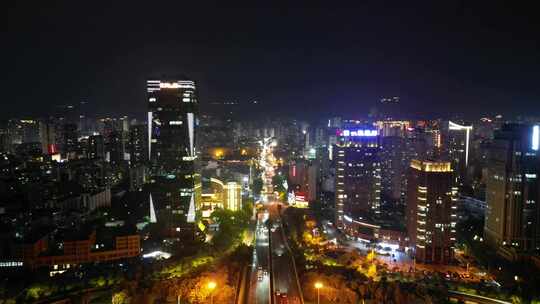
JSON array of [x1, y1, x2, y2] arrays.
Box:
[[376, 120, 410, 138], [39, 120, 57, 155], [407, 159, 457, 264], [128, 124, 148, 191], [129, 124, 147, 165], [63, 123, 78, 158], [484, 124, 540, 260], [289, 160, 318, 202], [381, 136, 407, 204], [335, 127, 381, 230], [314, 127, 326, 148], [404, 128, 428, 166], [447, 121, 473, 186], [475, 117, 496, 141], [147, 78, 199, 224], [107, 130, 127, 165], [19, 119, 40, 143], [425, 129, 442, 158], [88, 135, 105, 159]]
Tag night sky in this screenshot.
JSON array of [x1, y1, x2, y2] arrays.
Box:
[[4, 2, 540, 120]]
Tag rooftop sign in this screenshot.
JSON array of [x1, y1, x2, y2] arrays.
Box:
[[338, 129, 378, 137]]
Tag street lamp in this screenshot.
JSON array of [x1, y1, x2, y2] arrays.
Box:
[[207, 281, 217, 304], [314, 282, 323, 304]]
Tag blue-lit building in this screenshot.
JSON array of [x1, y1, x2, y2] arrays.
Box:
[[334, 126, 381, 230]]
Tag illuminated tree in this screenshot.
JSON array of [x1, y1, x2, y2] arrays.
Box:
[[183, 269, 234, 304], [367, 264, 377, 279], [366, 250, 375, 262], [112, 291, 130, 304]]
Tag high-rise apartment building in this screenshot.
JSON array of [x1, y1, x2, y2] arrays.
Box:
[[147, 78, 200, 224], [39, 120, 57, 155], [406, 159, 457, 263], [88, 135, 104, 160], [289, 160, 318, 202], [107, 130, 127, 165], [376, 120, 410, 138], [484, 124, 540, 259], [335, 127, 381, 230], [447, 121, 473, 186], [63, 123, 78, 158], [381, 136, 407, 204], [128, 124, 147, 165]]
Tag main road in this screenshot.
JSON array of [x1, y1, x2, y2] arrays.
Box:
[[268, 201, 303, 304], [247, 137, 303, 304], [247, 211, 271, 304]]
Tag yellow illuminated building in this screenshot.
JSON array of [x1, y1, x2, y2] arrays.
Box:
[[410, 159, 452, 172], [199, 178, 242, 213]]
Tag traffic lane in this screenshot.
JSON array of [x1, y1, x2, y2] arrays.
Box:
[[255, 222, 271, 304], [271, 227, 302, 301], [248, 218, 271, 304], [255, 274, 270, 304]]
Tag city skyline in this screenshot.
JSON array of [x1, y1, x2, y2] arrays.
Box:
[[3, 3, 540, 304]]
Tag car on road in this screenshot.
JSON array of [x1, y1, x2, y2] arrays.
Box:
[[276, 291, 288, 304], [257, 266, 264, 281]]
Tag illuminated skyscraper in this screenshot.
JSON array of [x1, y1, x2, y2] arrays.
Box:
[[484, 124, 540, 259], [406, 159, 457, 264], [146, 78, 200, 224], [334, 127, 381, 230], [447, 121, 473, 185]]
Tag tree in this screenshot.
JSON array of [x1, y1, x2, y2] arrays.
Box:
[[302, 271, 357, 304], [242, 197, 254, 218], [211, 208, 250, 251], [272, 174, 287, 193], [180, 268, 235, 304], [112, 291, 130, 304]]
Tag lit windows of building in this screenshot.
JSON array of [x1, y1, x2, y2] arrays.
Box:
[[407, 159, 456, 264], [334, 126, 381, 230]]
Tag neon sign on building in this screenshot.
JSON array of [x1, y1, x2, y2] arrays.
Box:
[[338, 129, 378, 137]]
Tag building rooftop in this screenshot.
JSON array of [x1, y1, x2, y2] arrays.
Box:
[[410, 159, 452, 172]]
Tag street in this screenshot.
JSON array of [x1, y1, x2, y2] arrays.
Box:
[[268, 202, 303, 304], [247, 211, 271, 304], [254, 137, 304, 304]]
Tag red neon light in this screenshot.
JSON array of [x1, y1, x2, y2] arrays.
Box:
[[48, 144, 57, 155]]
